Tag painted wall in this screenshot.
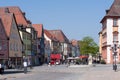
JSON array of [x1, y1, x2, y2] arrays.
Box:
[[0, 20, 8, 60]]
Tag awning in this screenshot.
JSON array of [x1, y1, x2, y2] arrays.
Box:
[[79, 55, 88, 59]]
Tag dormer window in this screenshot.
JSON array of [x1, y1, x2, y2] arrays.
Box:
[[102, 20, 106, 30], [113, 19, 118, 27], [5, 8, 9, 13]]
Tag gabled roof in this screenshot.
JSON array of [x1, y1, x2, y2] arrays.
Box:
[[0, 13, 13, 37], [0, 13, 23, 44], [71, 39, 78, 46], [44, 29, 58, 41], [32, 24, 43, 38], [0, 6, 28, 26], [0, 18, 7, 39], [101, 0, 120, 23], [48, 30, 69, 43]]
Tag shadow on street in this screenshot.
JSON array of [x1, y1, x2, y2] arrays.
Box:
[[3, 69, 31, 75]]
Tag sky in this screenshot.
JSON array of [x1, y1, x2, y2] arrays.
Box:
[[0, 0, 114, 43]]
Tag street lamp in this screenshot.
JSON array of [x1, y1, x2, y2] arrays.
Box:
[[111, 42, 119, 71]]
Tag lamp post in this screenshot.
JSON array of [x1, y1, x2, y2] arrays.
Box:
[[111, 42, 119, 71]]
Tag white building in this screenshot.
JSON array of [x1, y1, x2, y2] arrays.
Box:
[[99, 0, 120, 63]]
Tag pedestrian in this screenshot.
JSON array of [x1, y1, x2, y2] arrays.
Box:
[[0, 63, 1, 74], [23, 61, 27, 74], [28, 61, 32, 69], [0, 63, 4, 75]]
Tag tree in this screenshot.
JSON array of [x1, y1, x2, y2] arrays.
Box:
[[79, 36, 99, 55]]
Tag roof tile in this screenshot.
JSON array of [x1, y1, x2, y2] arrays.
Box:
[[0, 13, 13, 37], [106, 0, 120, 16], [0, 6, 28, 26], [32, 24, 43, 38], [49, 30, 69, 43]]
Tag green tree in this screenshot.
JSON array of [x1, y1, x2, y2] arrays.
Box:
[[79, 36, 99, 55]]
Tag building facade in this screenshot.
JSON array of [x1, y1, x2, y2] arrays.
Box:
[[99, 0, 120, 63], [0, 13, 23, 68], [32, 24, 45, 65], [0, 17, 9, 66], [49, 30, 70, 61], [71, 40, 80, 57]]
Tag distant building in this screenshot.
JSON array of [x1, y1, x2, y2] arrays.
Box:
[[44, 29, 60, 63], [32, 24, 45, 65], [49, 30, 70, 61], [71, 40, 80, 57], [0, 6, 37, 65]]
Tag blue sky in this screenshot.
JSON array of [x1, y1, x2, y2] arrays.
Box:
[[0, 0, 114, 43]]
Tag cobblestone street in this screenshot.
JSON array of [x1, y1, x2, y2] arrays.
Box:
[[0, 64, 120, 80]]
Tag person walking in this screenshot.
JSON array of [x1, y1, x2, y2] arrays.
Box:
[[23, 61, 27, 74], [0, 63, 4, 75], [28, 60, 32, 69], [0, 63, 2, 74]]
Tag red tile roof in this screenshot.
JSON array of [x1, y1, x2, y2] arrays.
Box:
[[0, 13, 13, 37], [32, 24, 43, 38], [44, 29, 52, 39], [71, 39, 78, 46], [0, 18, 7, 39], [44, 29, 58, 41], [0, 6, 28, 26], [48, 30, 69, 43]]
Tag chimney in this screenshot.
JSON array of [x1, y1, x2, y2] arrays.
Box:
[[5, 8, 9, 13]]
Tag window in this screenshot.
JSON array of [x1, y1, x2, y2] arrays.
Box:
[[102, 20, 106, 29], [10, 43, 14, 50], [113, 32, 118, 42], [102, 32, 107, 39], [27, 44, 31, 50], [27, 34, 31, 40], [113, 19, 118, 27], [5, 8, 9, 13], [23, 33, 26, 39]]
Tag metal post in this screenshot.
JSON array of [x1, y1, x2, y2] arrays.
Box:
[[113, 44, 117, 71]]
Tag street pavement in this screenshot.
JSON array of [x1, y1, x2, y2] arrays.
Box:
[[0, 64, 120, 80]]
